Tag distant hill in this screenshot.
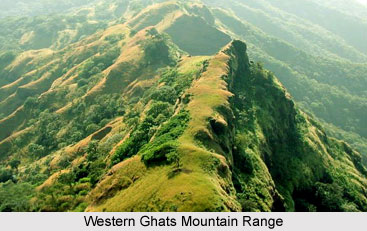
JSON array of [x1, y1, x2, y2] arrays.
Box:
[[0, 0, 366, 212]]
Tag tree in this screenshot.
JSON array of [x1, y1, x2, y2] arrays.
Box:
[[142, 35, 171, 65], [28, 143, 45, 158], [86, 141, 100, 162], [0, 168, 13, 183], [58, 172, 76, 193], [24, 96, 38, 111], [0, 181, 34, 212], [8, 159, 20, 172], [167, 151, 182, 171], [314, 182, 345, 211], [86, 123, 100, 135], [150, 86, 177, 104], [146, 102, 172, 118]]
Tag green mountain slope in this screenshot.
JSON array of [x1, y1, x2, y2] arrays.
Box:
[[85, 40, 367, 212], [268, 0, 367, 54], [203, 0, 367, 158], [0, 0, 98, 18], [0, 0, 366, 212]]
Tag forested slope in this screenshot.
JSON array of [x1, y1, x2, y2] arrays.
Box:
[[0, 0, 366, 212], [204, 0, 367, 158]]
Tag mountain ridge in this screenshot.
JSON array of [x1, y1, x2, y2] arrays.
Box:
[[0, 0, 366, 212]]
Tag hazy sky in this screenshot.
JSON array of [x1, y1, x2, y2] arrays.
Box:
[[357, 0, 367, 4]]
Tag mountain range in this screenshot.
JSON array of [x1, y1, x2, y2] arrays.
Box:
[[0, 0, 366, 212]]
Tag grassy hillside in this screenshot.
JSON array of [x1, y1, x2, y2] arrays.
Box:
[[87, 40, 367, 212], [0, 0, 98, 18], [0, 0, 366, 212]]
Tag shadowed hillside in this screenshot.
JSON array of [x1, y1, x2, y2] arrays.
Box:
[[0, 0, 366, 212]]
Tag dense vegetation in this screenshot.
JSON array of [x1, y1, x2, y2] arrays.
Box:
[[225, 42, 367, 211], [207, 0, 367, 159], [0, 0, 366, 212]]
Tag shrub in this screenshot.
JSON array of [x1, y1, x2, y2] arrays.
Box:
[[314, 182, 345, 211], [112, 132, 148, 165], [0, 181, 34, 212], [86, 123, 100, 135], [8, 159, 20, 171], [146, 102, 172, 118], [159, 68, 194, 95], [142, 35, 171, 65], [104, 34, 124, 43], [0, 168, 13, 183], [77, 79, 88, 87], [140, 111, 190, 166], [150, 86, 177, 104], [24, 96, 38, 110], [141, 141, 179, 166], [28, 143, 45, 158], [111, 103, 175, 165]]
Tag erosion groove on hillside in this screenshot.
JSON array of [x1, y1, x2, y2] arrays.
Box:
[[0, 0, 367, 212]]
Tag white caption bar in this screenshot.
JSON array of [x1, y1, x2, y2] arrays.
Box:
[[0, 212, 366, 231]]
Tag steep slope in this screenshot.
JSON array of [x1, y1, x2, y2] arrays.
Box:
[[0, 0, 162, 52], [205, 0, 367, 62], [1, 0, 366, 156], [0, 2, 228, 211], [204, 0, 367, 158], [268, 0, 367, 55], [0, 0, 98, 18], [225, 41, 367, 211], [0, 0, 367, 212], [84, 40, 367, 212]]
